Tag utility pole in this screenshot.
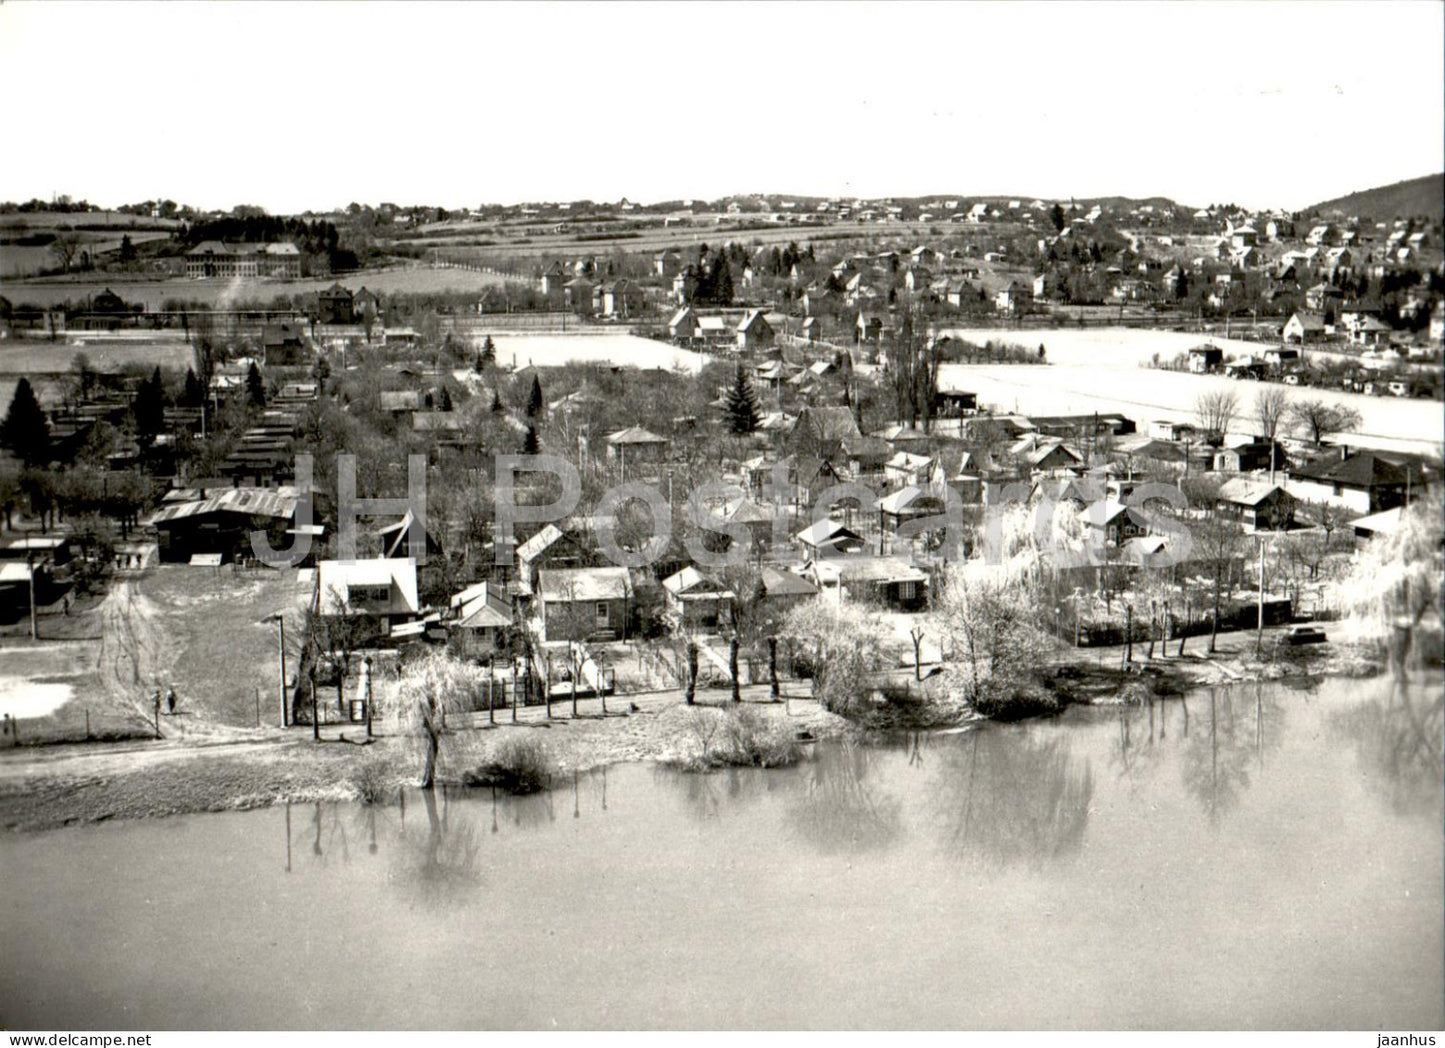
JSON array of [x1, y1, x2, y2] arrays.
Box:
[[1255, 534, 1266, 655], [268, 614, 289, 727], [27, 554, 38, 642]]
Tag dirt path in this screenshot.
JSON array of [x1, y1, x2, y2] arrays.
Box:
[[92, 577, 253, 743], [95, 577, 165, 721]]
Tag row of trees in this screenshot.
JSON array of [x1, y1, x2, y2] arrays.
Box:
[[1192, 387, 1364, 448]]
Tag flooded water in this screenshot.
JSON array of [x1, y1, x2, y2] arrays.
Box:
[[933, 326, 1445, 455], [2, 675, 1440, 1030]]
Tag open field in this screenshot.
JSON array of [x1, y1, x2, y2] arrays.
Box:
[[0, 337, 197, 376], [0, 567, 313, 748], [492, 333, 705, 372], [2, 264, 514, 309], [137, 566, 314, 728], [0, 211, 184, 231], [1, 232, 174, 278], [391, 218, 969, 261]]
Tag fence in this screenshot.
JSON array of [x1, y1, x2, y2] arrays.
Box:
[[443, 312, 592, 333], [1067, 599, 1294, 648]]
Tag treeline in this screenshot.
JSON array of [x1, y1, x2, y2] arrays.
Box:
[[0, 198, 103, 214], [184, 214, 337, 252]]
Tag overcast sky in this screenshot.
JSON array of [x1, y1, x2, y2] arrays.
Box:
[[2, 1, 1441, 214]]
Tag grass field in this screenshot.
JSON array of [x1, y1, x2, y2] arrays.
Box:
[[390, 218, 974, 261], [0, 211, 183, 231], [3, 265, 514, 309], [137, 566, 314, 728], [0, 338, 197, 376], [1, 233, 174, 278]]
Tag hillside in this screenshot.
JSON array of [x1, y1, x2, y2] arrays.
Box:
[[1304, 173, 1442, 221]]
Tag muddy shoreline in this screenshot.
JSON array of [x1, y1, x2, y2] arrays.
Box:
[[0, 640, 1381, 833]]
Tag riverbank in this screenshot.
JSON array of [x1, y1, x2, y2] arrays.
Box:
[[0, 685, 851, 832], [0, 628, 1386, 832]]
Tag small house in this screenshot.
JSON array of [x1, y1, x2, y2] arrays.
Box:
[[1187, 345, 1224, 373], [1215, 479, 1297, 530], [315, 557, 420, 634], [537, 566, 632, 642], [736, 310, 775, 352], [661, 566, 735, 631], [448, 581, 512, 655], [1283, 312, 1328, 344]]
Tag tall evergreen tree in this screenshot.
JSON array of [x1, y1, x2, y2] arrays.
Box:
[[0, 377, 49, 467], [724, 364, 762, 435], [438, 385, 454, 412], [480, 335, 496, 365], [182, 366, 204, 407], [132, 367, 166, 448], [245, 362, 267, 407], [711, 253, 734, 305], [491, 388, 505, 413], [526, 374, 545, 419], [522, 424, 540, 455]]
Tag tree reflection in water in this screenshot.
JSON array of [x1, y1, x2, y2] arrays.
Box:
[[1177, 683, 1289, 826], [658, 763, 779, 825], [931, 726, 1093, 869], [391, 786, 483, 906], [282, 800, 359, 871], [786, 740, 902, 855], [1331, 675, 1444, 818]]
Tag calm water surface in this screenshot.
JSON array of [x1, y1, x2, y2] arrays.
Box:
[[2, 675, 1440, 1030]]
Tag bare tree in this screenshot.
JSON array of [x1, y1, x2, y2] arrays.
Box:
[[1289, 397, 1362, 445], [937, 560, 1045, 713], [1193, 514, 1246, 653], [782, 599, 892, 715], [49, 231, 82, 274], [1253, 387, 1290, 481], [1193, 389, 1238, 447]]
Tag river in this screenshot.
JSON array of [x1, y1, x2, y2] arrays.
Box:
[[1, 674, 1440, 1030]]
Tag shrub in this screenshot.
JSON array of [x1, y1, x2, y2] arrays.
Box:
[[463, 734, 553, 794], [671, 706, 801, 771], [720, 707, 800, 768], [352, 759, 393, 805], [971, 683, 1063, 721]]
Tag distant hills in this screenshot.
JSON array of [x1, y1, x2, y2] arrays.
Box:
[[1304, 173, 1442, 221]]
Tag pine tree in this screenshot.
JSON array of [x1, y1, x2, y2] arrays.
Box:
[[0, 377, 49, 467], [132, 367, 166, 447], [182, 367, 204, 407], [245, 362, 267, 407], [480, 335, 496, 365], [438, 386, 454, 412], [526, 374, 544, 419], [712, 253, 734, 305], [724, 364, 761, 435], [490, 388, 505, 413], [522, 424, 540, 455]]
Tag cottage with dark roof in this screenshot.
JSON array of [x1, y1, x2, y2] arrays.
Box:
[[1286, 450, 1428, 515], [317, 283, 355, 324]]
